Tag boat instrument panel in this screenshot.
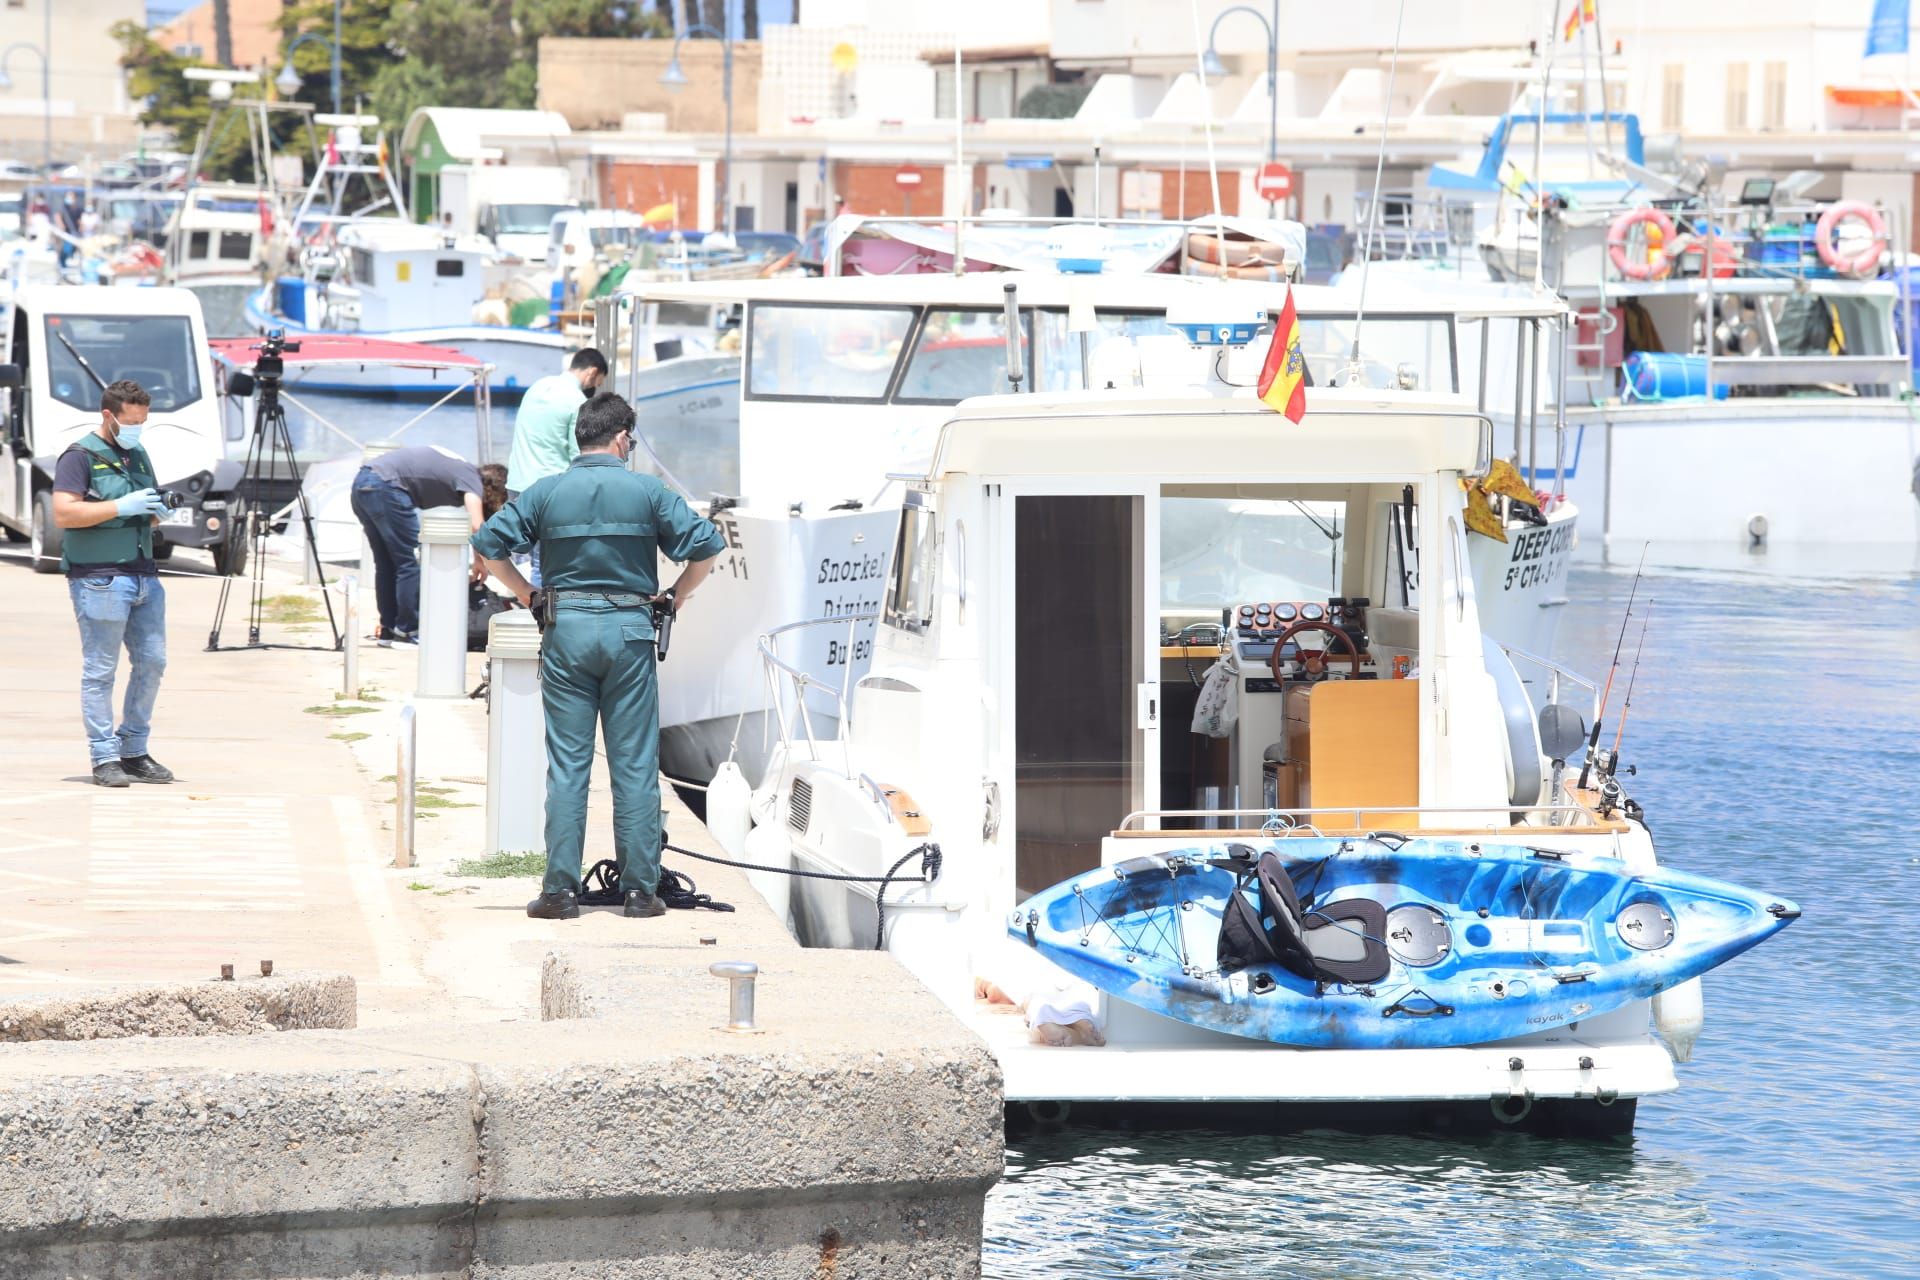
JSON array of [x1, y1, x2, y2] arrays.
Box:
[[1232, 597, 1373, 689]]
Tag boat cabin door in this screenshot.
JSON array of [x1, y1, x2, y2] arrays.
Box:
[[1001, 483, 1160, 900]]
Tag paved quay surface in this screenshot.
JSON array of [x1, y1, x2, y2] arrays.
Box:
[[0, 545, 778, 1025]]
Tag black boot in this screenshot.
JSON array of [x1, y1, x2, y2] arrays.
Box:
[[526, 890, 580, 920], [92, 761, 131, 788], [119, 754, 174, 784], [623, 890, 666, 919]]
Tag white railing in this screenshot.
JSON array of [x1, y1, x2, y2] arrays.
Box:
[[755, 612, 880, 780], [1116, 803, 1614, 833]]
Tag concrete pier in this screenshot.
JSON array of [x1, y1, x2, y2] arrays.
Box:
[[0, 547, 1003, 1277]]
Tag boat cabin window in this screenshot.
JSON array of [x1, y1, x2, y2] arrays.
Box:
[[1297, 314, 1457, 392], [218, 232, 252, 262], [1160, 495, 1344, 619], [894, 308, 1031, 403], [746, 303, 913, 401], [188, 231, 210, 261], [436, 259, 465, 279], [348, 248, 375, 286], [44, 314, 203, 413], [884, 497, 937, 633]]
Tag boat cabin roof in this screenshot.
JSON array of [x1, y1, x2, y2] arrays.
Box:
[[925, 386, 1487, 484]]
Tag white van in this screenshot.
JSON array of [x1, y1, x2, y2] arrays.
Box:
[[0, 285, 246, 573]]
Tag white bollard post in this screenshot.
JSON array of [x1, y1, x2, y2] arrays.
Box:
[[415, 509, 472, 698], [396, 703, 417, 869], [484, 609, 548, 857], [341, 573, 359, 698]]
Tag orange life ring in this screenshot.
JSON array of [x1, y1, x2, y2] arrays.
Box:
[[1607, 207, 1678, 280], [1815, 201, 1887, 277]]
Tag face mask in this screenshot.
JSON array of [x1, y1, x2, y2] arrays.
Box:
[[582, 382, 596, 401], [109, 414, 144, 450]]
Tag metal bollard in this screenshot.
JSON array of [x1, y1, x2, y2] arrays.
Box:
[[484, 609, 547, 856], [395, 703, 417, 869], [340, 573, 359, 698], [415, 509, 472, 698], [710, 961, 762, 1033]]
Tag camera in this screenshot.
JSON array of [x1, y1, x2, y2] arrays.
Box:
[[159, 490, 188, 510], [252, 328, 301, 383]]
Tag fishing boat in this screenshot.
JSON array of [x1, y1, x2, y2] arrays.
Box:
[[1413, 110, 1920, 572], [244, 219, 571, 396], [604, 269, 1577, 787], [713, 308, 1793, 1135]]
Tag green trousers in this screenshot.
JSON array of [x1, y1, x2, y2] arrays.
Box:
[[540, 605, 660, 898]]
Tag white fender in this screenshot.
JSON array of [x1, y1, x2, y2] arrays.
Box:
[[741, 821, 795, 935], [1653, 978, 1705, 1064], [705, 760, 752, 857]]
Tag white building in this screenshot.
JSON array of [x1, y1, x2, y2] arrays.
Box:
[[0, 0, 146, 163]]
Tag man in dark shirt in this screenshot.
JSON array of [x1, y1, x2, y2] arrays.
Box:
[[51, 379, 172, 787], [349, 445, 507, 645]]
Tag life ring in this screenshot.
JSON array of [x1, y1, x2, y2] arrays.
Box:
[[1815, 201, 1888, 277], [1607, 208, 1677, 280]]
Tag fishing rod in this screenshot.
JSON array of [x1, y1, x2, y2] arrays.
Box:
[[1577, 543, 1647, 791], [1611, 598, 1654, 760]]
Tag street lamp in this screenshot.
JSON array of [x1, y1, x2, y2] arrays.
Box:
[[0, 22, 52, 179], [659, 0, 734, 234], [1202, 1, 1280, 215], [276, 0, 343, 116]]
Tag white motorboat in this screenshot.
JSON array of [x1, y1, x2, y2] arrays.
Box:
[[720, 311, 1739, 1135], [607, 271, 1577, 787]]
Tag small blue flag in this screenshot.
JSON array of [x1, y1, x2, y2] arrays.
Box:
[[1866, 0, 1909, 57]]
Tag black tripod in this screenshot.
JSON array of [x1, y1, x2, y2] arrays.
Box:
[[207, 333, 341, 652]]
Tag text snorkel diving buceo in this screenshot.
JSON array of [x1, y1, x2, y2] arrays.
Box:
[[472, 392, 725, 920]]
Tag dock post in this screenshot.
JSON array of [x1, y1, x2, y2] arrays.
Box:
[[484, 609, 547, 857], [341, 573, 359, 698], [396, 703, 417, 869], [415, 510, 472, 698]]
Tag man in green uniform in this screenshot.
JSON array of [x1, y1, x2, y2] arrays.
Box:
[[52, 380, 173, 788], [473, 392, 725, 920]]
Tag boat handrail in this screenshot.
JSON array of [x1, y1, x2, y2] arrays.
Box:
[[1115, 804, 1613, 832], [756, 613, 881, 779], [1498, 640, 1600, 722]]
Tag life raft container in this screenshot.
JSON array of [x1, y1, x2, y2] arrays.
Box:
[[1815, 201, 1888, 277], [1606, 207, 1678, 280]]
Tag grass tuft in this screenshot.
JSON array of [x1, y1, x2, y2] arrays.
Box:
[[305, 704, 376, 717], [330, 731, 370, 743], [262, 595, 323, 624], [452, 851, 547, 878]]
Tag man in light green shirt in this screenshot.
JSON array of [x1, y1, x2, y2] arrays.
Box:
[[507, 348, 608, 492], [506, 348, 607, 585]]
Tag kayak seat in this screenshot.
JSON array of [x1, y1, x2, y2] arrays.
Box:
[[1217, 848, 1390, 985]]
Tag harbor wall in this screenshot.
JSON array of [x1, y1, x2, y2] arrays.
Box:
[[0, 949, 1004, 1278]]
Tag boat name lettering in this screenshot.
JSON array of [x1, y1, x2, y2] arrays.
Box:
[[1503, 524, 1574, 591], [717, 517, 743, 550], [826, 637, 874, 667], [819, 594, 881, 619], [817, 554, 886, 585]]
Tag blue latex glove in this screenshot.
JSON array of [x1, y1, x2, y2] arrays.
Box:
[[114, 488, 169, 519]]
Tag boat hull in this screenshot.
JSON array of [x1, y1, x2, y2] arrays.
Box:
[[243, 289, 568, 396], [1011, 838, 1797, 1050]]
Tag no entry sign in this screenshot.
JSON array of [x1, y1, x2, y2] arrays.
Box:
[[894, 165, 924, 191], [1255, 161, 1295, 202]]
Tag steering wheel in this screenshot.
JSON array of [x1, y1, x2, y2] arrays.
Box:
[[1268, 620, 1362, 684]]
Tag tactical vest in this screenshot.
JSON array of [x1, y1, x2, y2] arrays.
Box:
[[60, 432, 157, 570]]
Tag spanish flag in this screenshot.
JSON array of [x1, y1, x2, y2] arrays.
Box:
[[1562, 0, 1596, 42], [1257, 286, 1306, 423]]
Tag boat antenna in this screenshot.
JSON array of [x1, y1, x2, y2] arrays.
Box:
[[1610, 597, 1653, 759], [1578, 542, 1647, 791], [1346, 0, 1409, 384], [1533, 1, 1561, 291], [1187, 0, 1229, 269]]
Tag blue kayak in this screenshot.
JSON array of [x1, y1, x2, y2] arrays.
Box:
[[1009, 837, 1799, 1050]]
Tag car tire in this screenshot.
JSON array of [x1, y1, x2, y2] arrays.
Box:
[[29, 491, 61, 574], [211, 514, 248, 577]]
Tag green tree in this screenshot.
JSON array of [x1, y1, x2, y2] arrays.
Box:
[[275, 0, 399, 115], [111, 21, 258, 180]]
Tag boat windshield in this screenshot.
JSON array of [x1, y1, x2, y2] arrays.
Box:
[[493, 203, 570, 236], [44, 314, 203, 414], [1160, 496, 1345, 614], [747, 304, 915, 400], [589, 224, 647, 251]]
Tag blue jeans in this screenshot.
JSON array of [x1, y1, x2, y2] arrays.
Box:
[[350, 471, 420, 636], [69, 574, 167, 767]]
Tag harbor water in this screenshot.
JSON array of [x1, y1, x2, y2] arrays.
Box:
[[985, 561, 1920, 1279]]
